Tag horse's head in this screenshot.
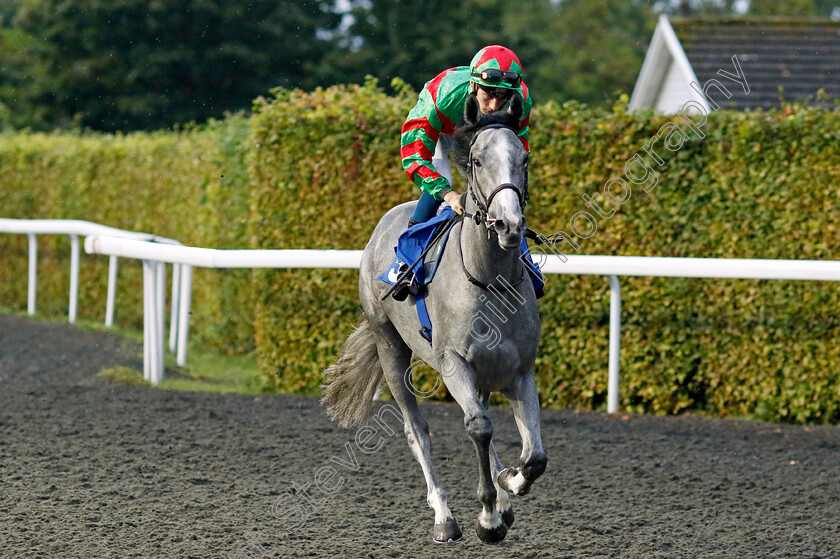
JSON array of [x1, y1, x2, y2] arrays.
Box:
[[453, 93, 528, 251]]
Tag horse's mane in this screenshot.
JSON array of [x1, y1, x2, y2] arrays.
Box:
[[451, 97, 520, 179]]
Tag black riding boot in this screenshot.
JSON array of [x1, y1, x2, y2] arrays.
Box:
[[391, 218, 421, 301]]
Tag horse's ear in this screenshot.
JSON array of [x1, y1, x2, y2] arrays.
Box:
[[464, 93, 481, 126], [508, 92, 524, 122]]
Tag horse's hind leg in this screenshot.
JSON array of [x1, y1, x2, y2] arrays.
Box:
[[373, 324, 461, 542], [499, 371, 547, 496]]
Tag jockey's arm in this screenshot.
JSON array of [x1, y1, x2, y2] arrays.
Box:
[[400, 91, 453, 202]]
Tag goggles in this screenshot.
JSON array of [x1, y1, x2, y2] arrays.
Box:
[[471, 68, 522, 88], [477, 84, 515, 99]]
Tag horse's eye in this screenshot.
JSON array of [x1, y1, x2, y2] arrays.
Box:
[[473, 157, 481, 167]]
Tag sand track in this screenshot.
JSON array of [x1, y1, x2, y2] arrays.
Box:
[[1, 314, 839, 558]]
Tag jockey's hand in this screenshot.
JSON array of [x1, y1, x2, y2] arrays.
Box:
[[443, 190, 463, 215]]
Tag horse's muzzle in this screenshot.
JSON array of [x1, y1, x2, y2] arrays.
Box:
[[495, 215, 525, 250]]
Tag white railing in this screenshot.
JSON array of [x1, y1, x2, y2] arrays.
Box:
[[0, 218, 186, 351], [540, 255, 840, 413], [85, 234, 363, 385], [84, 234, 840, 413]]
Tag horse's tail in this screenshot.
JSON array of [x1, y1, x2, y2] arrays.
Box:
[[321, 317, 384, 428]]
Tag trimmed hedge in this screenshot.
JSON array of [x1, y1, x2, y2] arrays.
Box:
[[247, 80, 416, 394], [249, 82, 840, 423], [0, 117, 255, 351], [3, 80, 840, 423]]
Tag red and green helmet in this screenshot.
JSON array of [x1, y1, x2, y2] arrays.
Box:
[[469, 45, 524, 91]]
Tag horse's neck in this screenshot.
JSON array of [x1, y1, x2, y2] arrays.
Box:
[[459, 207, 520, 287]]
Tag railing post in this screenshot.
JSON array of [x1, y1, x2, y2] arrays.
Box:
[[142, 260, 153, 382], [607, 275, 621, 414], [176, 264, 193, 367], [169, 263, 181, 354], [155, 261, 166, 384], [142, 260, 165, 385], [105, 255, 118, 327], [69, 234, 79, 323], [27, 233, 37, 315]]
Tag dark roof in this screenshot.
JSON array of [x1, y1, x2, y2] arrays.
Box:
[[671, 17, 840, 110]]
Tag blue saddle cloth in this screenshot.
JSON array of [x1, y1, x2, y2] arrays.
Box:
[[376, 208, 545, 346], [376, 208, 457, 287]]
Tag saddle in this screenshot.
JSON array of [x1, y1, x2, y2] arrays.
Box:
[[377, 207, 458, 290], [376, 207, 545, 346]]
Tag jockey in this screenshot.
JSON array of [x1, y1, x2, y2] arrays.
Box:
[[400, 44, 532, 227], [391, 45, 533, 301]]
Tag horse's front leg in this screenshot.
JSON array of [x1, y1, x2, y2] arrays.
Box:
[[499, 371, 547, 496], [444, 354, 507, 544], [489, 441, 515, 526], [480, 392, 514, 528]]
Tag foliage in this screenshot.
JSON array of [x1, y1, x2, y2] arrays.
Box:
[[247, 79, 416, 395], [749, 0, 818, 15], [0, 22, 49, 130], [0, 117, 254, 351], [530, 0, 655, 105], [529, 97, 840, 423], [318, 0, 500, 89], [0, 0, 340, 131], [249, 84, 840, 423], [327, 0, 656, 107], [3, 0, 836, 133], [4, 82, 840, 424]]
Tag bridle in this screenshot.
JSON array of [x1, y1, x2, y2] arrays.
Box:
[[463, 123, 529, 230], [458, 123, 529, 291]]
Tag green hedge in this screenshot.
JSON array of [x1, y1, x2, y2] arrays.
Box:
[[247, 80, 416, 394], [249, 82, 840, 424], [3, 80, 839, 423], [0, 117, 255, 351]]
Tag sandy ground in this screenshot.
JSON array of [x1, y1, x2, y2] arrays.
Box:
[[1, 313, 839, 559]]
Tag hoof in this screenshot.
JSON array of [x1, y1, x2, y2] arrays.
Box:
[[432, 519, 462, 543], [500, 506, 514, 528], [475, 517, 508, 544], [498, 467, 530, 496]]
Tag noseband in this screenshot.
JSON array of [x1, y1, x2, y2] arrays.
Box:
[[465, 124, 529, 228]]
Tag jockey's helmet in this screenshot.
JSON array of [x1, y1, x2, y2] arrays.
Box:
[[469, 45, 524, 91]]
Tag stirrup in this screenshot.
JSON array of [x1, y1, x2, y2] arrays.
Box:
[[392, 282, 411, 301], [392, 277, 425, 301], [391, 261, 413, 301]]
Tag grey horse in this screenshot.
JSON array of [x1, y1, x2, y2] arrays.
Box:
[[322, 93, 546, 544]]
